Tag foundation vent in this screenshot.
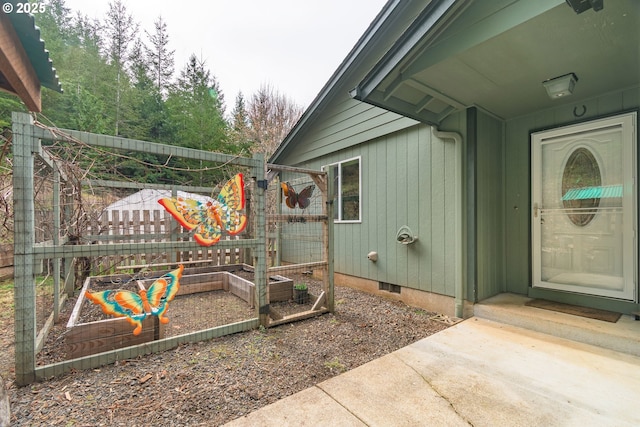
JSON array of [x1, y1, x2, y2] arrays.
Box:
[[379, 282, 401, 294]]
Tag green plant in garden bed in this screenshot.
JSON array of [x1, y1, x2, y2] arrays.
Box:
[[293, 283, 309, 304], [293, 283, 307, 291]]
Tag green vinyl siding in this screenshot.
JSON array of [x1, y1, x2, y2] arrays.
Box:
[[475, 110, 506, 301], [280, 222, 323, 264], [276, 87, 452, 293], [281, 98, 418, 165], [278, 173, 324, 265], [288, 124, 458, 297]]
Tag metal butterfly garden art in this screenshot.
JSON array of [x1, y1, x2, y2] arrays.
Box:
[[85, 265, 184, 336], [158, 173, 247, 246], [281, 181, 315, 209]]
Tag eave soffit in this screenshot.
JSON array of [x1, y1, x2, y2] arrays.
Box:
[[352, 0, 566, 125]]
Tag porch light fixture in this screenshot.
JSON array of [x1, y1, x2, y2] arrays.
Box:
[[543, 73, 578, 99]]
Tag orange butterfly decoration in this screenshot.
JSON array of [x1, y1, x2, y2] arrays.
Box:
[[85, 265, 184, 336], [281, 182, 315, 209], [159, 174, 247, 246]]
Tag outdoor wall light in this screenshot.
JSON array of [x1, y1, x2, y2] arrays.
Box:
[[543, 73, 578, 99]]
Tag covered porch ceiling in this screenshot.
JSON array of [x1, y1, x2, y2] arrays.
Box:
[[352, 0, 640, 125]]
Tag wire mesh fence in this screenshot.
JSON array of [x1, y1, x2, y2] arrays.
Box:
[[10, 113, 333, 385], [12, 113, 268, 384], [263, 164, 334, 326]]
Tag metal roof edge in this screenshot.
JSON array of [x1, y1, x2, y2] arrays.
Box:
[[5, 2, 63, 93], [351, 0, 459, 103]]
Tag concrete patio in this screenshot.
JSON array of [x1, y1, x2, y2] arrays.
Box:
[[224, 294, 640, 426]]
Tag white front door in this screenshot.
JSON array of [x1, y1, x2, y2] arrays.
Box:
[[531, 112, 637, 301]]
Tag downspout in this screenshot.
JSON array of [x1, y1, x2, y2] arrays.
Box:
[[431, 128, 464, 318]]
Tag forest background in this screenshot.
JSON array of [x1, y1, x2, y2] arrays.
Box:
[[0, 0, 305, 243]]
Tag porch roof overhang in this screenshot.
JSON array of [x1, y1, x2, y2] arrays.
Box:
[[0, 2, 62, 112], [351, 0, 640, 126]]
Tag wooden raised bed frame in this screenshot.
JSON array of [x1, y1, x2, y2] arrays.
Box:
[[66, 265, 293, 359]]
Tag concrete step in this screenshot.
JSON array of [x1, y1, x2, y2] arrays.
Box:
[[474, 293, 640, 358]]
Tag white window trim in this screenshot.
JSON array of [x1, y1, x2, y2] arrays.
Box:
[[323, 156, 362, 223]]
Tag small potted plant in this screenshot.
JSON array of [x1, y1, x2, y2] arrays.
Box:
[[293, 283, 309, 304]]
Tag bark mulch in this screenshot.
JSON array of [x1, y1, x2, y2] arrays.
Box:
[[2, 275, 451, 426]]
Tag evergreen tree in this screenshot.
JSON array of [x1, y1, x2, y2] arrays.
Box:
[[229, 92, 253, 155], [26, 0, 72, 125], [167, 54, 228, 151], [36, 2, 110, 133], [72, 12, 102, 52], [146, 16, 175, 97], [128, 38, 169, 142], [104, 0, 137, 70], [165, 55, 230, 184], [37, 0, 73, 54], [129, 38, 151, 89], [104, 0, 138, 135], [123, 38, 153, 139], [0, 94, 27, 129], [5, 0, 306, 178]]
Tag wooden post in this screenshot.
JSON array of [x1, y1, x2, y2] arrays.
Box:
[[325, 167, 335, 312], [242, 189, 253, 265], [112, 210, 120, 269], [133, 210, 142, 266], [169, 187, 182, 265], [12, 112, 37, 386], [275, 175, 283, 267], [121, 210, 130, 269], [143, 209, 151, 265], [252, 153, 268, 327], [63, 182, 74, 296], [53, 166, 61, 321]]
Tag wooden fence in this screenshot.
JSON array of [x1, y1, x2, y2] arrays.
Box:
[[86, 209, 278, 273], [86, 209, 246, 273]]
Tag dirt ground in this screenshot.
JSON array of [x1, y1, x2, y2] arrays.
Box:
[[1, 273, 451, 426]]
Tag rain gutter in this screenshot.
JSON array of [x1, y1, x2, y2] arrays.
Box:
[[431, 127, 464, 318]]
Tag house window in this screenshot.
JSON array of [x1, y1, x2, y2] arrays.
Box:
[[326, 157, 361, 222]]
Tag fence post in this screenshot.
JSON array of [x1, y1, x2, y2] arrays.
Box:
[[252, 154, 268, 326], [62, 182, 74, 296], [325, 167, 335, 312], [12, 112, 37, 385], [53, 166, 61, 321]]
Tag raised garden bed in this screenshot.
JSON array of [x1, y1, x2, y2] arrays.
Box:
[[66, 264, 293, 359]]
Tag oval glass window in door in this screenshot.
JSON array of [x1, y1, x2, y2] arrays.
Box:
[[561, 147, 601, 226]]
